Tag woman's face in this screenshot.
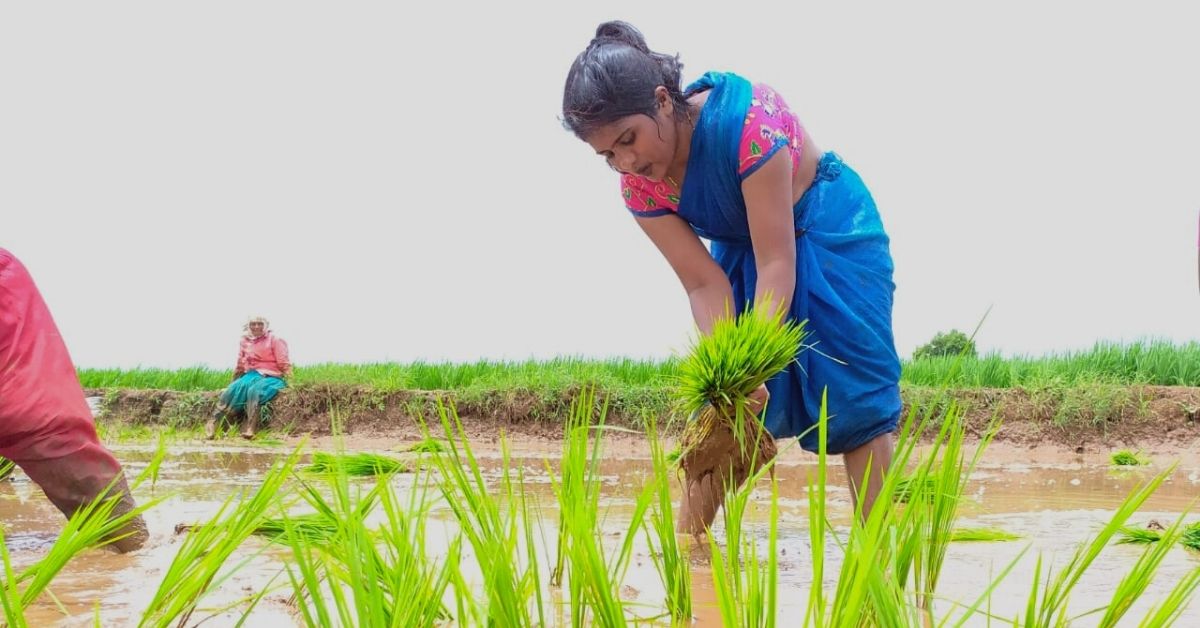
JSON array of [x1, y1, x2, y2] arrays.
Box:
[[583, 88, 678, 182], [248, 321, 266, 337]]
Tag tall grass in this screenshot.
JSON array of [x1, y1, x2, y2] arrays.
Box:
[[77, 340, 1200, 391]]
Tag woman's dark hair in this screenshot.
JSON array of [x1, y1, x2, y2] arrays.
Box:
[[561, 21, 689, 139]]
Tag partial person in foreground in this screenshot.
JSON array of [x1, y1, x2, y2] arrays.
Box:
[[561, 21, 902, 533], [0, 247, 148, 552], [206, 315, 291, 440]]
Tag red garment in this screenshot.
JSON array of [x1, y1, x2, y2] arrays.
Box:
[[236, 332, 290, 378], [0, 248, 145, 551]]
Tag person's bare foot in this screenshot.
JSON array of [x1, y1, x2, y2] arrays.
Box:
[[204, 419, 217, 440]]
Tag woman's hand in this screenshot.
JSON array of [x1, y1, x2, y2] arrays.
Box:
[[747, 383, 770, 417]]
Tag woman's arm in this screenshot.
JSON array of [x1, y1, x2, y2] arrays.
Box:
[[741, 149, 797, 319], [635, 214, 733, 334]]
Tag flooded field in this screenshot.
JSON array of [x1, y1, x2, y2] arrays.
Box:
[[3, 435, 1199, 627]]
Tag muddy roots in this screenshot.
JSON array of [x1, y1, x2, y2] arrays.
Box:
[[677, 404, 776, 535]]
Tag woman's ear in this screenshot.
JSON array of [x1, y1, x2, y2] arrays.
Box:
[[655, 85, 674, 117]]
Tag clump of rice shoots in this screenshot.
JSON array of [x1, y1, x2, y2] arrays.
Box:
[[1182, 522, 1200, 551], [406, 438, 447, 454], [893, 474, 938, 504], [950, 527, 1022, 542], [304, 451, 409, 476], [1111, 449, 1149, 466], [665, 445, 682, 467], [675, 304, 805, 535], [1117, 521, 1200, 550], [1118, 526, 1165, 545]]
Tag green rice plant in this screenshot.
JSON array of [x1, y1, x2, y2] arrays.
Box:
[[1181, 522, 1200, 551], [547, 386, 655, 627], [708, 459, 779, 628], [664, 445, 681, 467], [1137, 565, 1200, 626], [1098, 511, 1192, 627], [1112, 450, 1150, 466], [0, 457, 14, 481], [280, 462, 455, 626], [676, 304, 804, 451], [1015, 466, 1174, 627], [421, 398, 544, 627], [1118, 526, 1165, 545], [406, 437, 447, 453], [0, 447, 167, 625], [642, 416, 691, 625], [304, 451, 409, 476], [138, 445, 304, 628], [893, 474, 937, 504], [951, 527, 1022, 542]]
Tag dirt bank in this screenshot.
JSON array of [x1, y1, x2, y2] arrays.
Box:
[[84, 384, 1200, 456]]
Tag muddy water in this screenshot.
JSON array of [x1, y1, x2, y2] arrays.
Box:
[[2, 443, 1200, 626]]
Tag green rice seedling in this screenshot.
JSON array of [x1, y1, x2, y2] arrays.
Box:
[[280, 461, 455, 626], [1015, 466, 1174, 627], [676, 303, 804, 456], [708, 460, 779, 628], [1180, 522, 1200, 551], [547, 386, 655, 627], [1118, 526, 1165, 545], [664, 445, 681, 467], [1137, 565, 1200, 626], [1112, 450, 1150, 466], [422, 398, 544, 627], [1099, 511, 1192, 627], [642, 416, 691, 625], [304, 451, 409, 476], [951, 527, 1022, 542], [406, 437, 447, 453], [0, 457, 14, 481], [893, 474, 937, 504], [138, 445, 305, 628]]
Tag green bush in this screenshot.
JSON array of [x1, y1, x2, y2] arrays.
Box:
[[913, 329, 977, 361]]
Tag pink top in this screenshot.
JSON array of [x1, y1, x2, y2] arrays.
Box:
[[237, 333, 291, 378], [0, 248, 114, 461], [621, 82, 805, 215]]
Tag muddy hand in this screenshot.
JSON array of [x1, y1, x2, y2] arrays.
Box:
[[678, 471, 724, 536], [747, 383, 770, 416]]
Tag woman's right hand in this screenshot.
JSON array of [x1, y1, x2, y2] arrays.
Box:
[[747, 383, 770, 417]]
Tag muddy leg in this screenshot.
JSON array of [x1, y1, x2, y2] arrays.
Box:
[[205, 403, 228, 440], [240, 399, 259, 440], [843, 431, 895, 520]]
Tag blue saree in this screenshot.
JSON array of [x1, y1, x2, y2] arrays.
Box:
[[679, 71, 902, 454]]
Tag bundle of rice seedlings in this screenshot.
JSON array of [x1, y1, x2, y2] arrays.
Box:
[[1110, 449, 1150, 466], [1118, 523, 1165, 544], [406, 438, 447, 454], [675, 304, 805, 535], [1180, 522, 1200, 551], [893, 474, 938, 504], [304, 451, 409, 476], [950, 527, 1022, 542]]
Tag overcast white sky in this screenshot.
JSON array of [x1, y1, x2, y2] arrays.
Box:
[[3, 2, 1198, 369]]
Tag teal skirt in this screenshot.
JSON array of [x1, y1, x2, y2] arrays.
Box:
[[219, 371, 286, 412]]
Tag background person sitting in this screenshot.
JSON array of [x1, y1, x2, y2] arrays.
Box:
[[205, 316, 291, 440]]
